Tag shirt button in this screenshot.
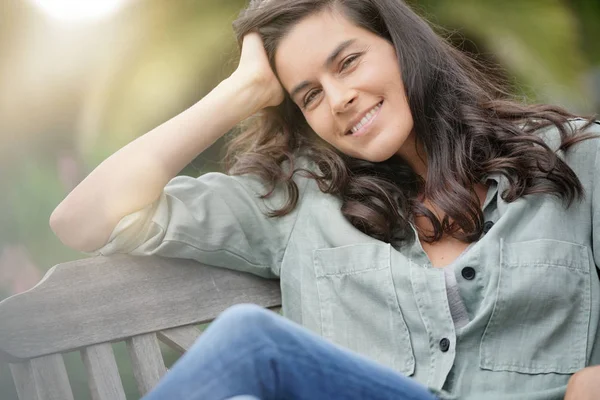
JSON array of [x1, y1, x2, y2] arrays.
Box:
[[439, 338, 451, 352], [483, 221, 494, 233], [461, 267, 476, 280]]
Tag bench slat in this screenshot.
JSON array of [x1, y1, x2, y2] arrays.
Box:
[[158, 325, 202, 353], [10, 361, 39, 400], [126, 333, 167, 396], [81, 343, 126, 400], [26, 354, 75, 400], [0, 255, 281, 361]]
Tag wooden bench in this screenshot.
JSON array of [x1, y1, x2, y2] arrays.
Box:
[[0, 255, 281, 400]]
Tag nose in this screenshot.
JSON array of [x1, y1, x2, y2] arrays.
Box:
[[327, 81, 357, 114]]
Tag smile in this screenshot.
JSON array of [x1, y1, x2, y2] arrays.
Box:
[[346, 101, 383, 136]]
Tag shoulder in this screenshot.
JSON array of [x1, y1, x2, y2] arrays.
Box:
[[166, 155, 326, 210], [532, 118, 600, 160], [534, 118, 600, 150], [535, 118, 600, 185], [232, 155, 324, 198]]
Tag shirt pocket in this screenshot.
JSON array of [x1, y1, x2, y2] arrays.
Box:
[[313, 243, 415, 376], [480, 239, 591, 374]]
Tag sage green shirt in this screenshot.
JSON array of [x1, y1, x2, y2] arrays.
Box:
[[93, 120, 600, 399]]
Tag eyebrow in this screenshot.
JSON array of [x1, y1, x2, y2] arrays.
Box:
[[289, 39, 357, 101]]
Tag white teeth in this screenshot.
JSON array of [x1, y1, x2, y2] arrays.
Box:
[[351, 102, 381, 133]]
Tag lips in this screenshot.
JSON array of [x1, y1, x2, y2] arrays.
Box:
[[345, 101, 383, 136]]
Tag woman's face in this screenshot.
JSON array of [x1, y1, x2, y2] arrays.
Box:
[[275, 9, 415, 163]]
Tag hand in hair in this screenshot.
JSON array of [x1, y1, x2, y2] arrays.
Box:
[[232, 32, 285, 108]]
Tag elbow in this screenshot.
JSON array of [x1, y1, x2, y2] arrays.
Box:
[[49, 205, 68, 243], [49, 207, 83, 251], [49, 206, 105, 253], [49, 204, 65, 234]]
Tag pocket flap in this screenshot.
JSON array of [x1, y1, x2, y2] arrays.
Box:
[[503, 239, 589, 271], [313, 243, 391, 276]]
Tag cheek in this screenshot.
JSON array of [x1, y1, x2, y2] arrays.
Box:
[[305, 110, 336, 143]]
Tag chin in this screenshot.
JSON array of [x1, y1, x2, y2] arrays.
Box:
[[351, 148, 396, 163], [364, 152, 396, 163], [358, 137, 405, 163]]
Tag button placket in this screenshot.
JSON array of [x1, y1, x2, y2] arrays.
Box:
[[410, 263, 456, 389]]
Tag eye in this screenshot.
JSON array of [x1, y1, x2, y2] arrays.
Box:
[[303, 89, 321, 107], [340, 54, 360, 71]]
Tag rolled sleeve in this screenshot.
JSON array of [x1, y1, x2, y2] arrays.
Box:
[[88, 172, 304, 279]]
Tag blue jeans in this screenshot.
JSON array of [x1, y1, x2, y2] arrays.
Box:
[[143, 304, 438, 400]]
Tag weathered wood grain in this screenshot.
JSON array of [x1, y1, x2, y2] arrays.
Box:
[[126, 333, 167, 396], [26, 354, 74, 400], [10, 361, 39, 400], [0, 255, 281, 361], [157, 325, 202, 353], [81, 343, 126, 400]]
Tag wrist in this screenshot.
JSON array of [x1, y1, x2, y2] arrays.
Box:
[[224, 71, 277, 113]]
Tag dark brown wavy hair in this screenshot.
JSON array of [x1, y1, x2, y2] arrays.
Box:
[[225, 0, 597, 245]]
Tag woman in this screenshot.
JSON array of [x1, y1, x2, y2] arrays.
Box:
[[50, 0, 600, 399]]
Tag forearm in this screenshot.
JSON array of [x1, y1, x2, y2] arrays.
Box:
[[50, 77, 265, 253]]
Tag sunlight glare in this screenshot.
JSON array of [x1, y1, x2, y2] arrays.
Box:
[[28, 0, 129, 23]]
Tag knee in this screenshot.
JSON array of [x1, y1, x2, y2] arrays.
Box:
[[219, 303, 274, 321], [213, 303, 279, 336]]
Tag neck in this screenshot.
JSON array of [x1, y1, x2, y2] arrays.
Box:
[[397, 132, 428, 180]]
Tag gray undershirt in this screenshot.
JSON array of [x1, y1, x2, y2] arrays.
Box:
[[441, 244, 473, 329]]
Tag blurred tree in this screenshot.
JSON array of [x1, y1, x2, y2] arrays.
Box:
[[568, 0, 600, 64], [79, 0, 247, 171], [567, 0, 600, 109], [411, 0, 595, 112]]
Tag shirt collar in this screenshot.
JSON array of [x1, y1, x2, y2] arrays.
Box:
[[481, 173, 501, 212]]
